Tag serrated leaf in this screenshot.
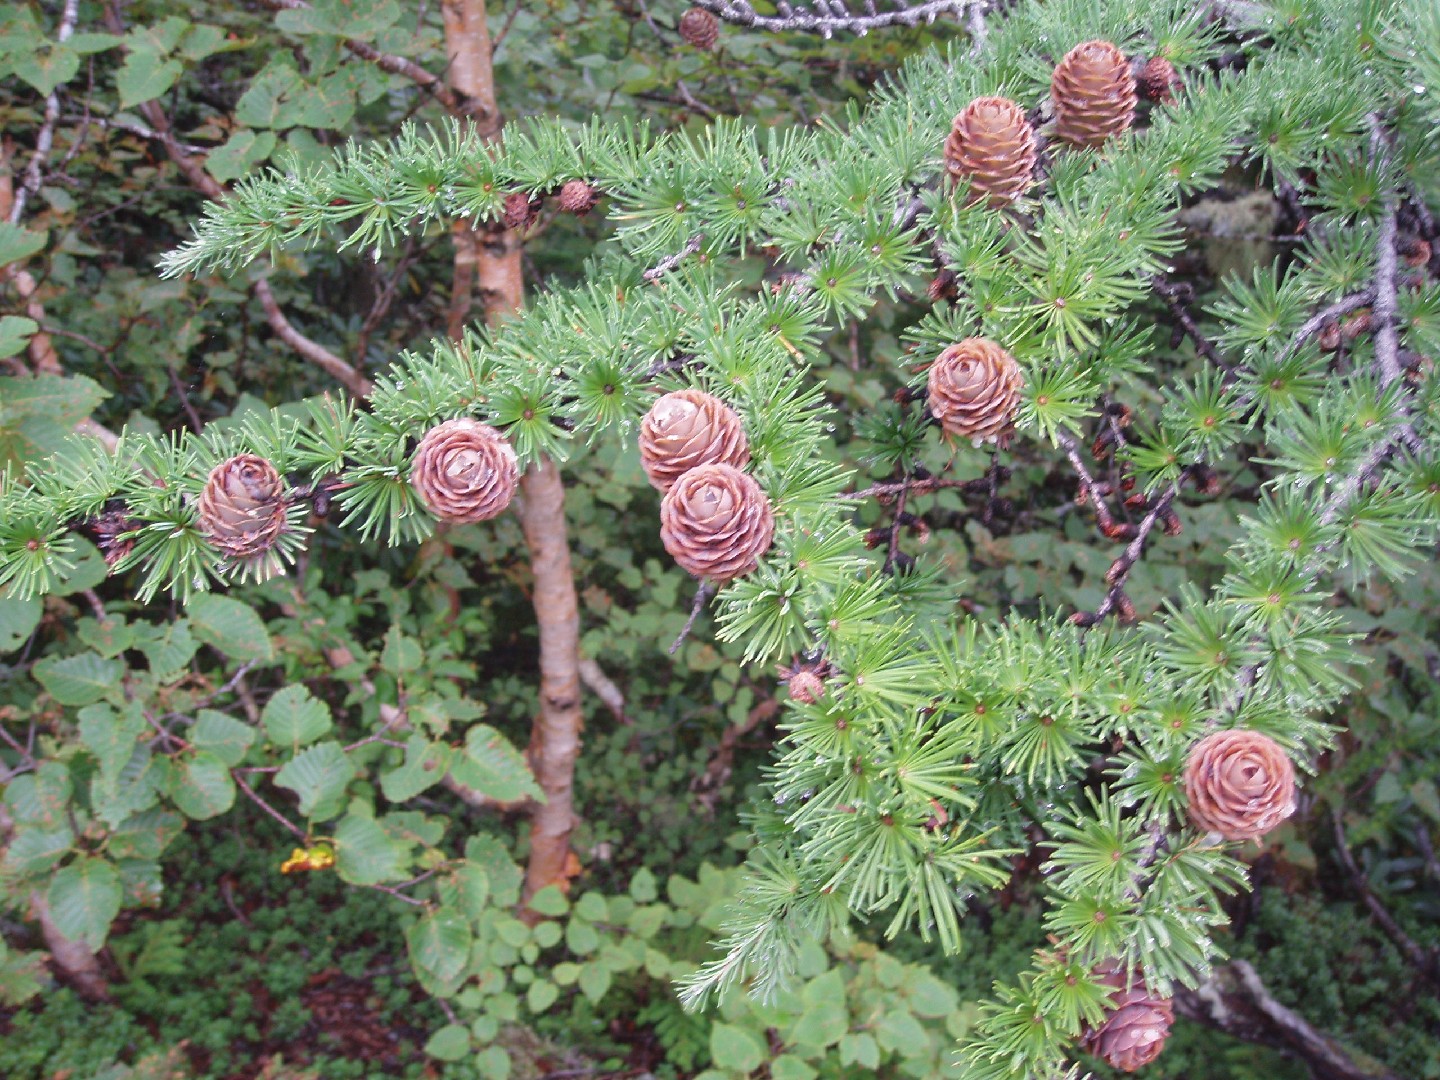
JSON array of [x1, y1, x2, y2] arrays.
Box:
[[262, 684, 332, 749], [116, 50, 182, 108], [447, 861, 490, 920], [710, 1022, 764, 1072], [191, 710, 256, 767], [32, 652, 123, 706], [169, 750, 235, 820], [92, 744, 163, 828], [454, 725, 542, 804], [4, 762, 72, 829], [187, 593, 273, 661], [380, 734, 451, 802], [381, 628, 422, 674], [137, 619, 198, 682], [274, 741, 354, 821], [0, 316, 38, 360], [107, 808, 182, 861], [46, 857, 121, 951], [1, 826, 73, 877], [0, 374, 107, 470], [333, 813, 405, 885], [78, 702, 147, 788], [839, 1032, 880, 1069], [407, 906, 471, 984], [423, 1024, 471, 1062], [206, 129, 277, 185]]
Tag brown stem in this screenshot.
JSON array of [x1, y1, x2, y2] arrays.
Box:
[[1173, 960, 1402, 1080], [516, 456, 583, 907], [31, 889, 110, 1001]]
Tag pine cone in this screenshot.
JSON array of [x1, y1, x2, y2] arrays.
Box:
[[926, 338, 1024, 445], [90, 509, 138, 568], [659, 463, 774, 582], [410, 418, 519, 524], [943, 96, 1037, 208], [1140, 56, 1179, 103], [1051, 40, 1138, 148], [1183, 729, 1297, 841], [679, 7, 720, 50], [502, 191, 541, 230], [638, 388, 749, 493], [786, 670, 825, 704], [557, 179, 599, 216], [1081, 964, 1174, 1073], [197, 455, 288, 560]]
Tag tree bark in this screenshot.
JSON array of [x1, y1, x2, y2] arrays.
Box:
[[1173, 960, 1402, 1080], [441, 0, 581, 905], [31, 889, 110, 1001]]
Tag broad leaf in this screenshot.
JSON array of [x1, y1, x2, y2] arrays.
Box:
[[0, 594, 42, 652], [116, 50, 182, 108], [274, 741, 354, 820], [32, 652, 123, 706], [453, 725, 543, 804], [187, 593, 273, 661], [78, 702, 147, 789], [333, 813, 405, 885], [262, 685, 333, 749], [406, 905, 471, 984], [46, 857, 122, 950], [191, 710, 256, 767], [379, 734, 450, 802], [169, 750, 235, 820]]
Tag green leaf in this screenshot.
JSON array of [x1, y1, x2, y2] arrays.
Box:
[[0, 594, 42, 652], [273, 0, 403, 39], [262, 684, 332, 749], [577, 961, 611, 1004], [107, 808, 182, 861], [710, 1023, 765, 1073], [380, 734, 451, 802], [381, 627, 423, 674], [1, 826, 73, 877], [527, 979, 558, 1014], [906, 973, 958, 1018], [839, 1032, 880, 1069], [566, 917, 599, 956], [448, 862, 489, 920], [630, 867, 658, 903], [136, 619, 198, 682], [424, 1024, 471, 1062], [0, 316, 38, 361], [0, 224, 46, 268], [0, 374, 107, 471], [476, 1045, 510, 1080], [452, 725, 542, 804], [187, 593, 273, 661], [46, 857, 122, 950], [527, 884, 568, 917], [33, 652, 123, 706], [206, 129, 277, 185], [12, 44, 78, 95], [407, 905, 472, 984], [191, 710, 256, 767], [274, 741, 354, 821], [78, 702, 147, 788], [791, 968, 848, 1049], [333, 813, 405, 885], [771, 1056, 818, 1080], [116, 50, 183, 108], [4, 762, 71, 828], [169, 750, 235, 820]]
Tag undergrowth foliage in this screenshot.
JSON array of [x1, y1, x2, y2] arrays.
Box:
[[3, 0, 1440, 1075]]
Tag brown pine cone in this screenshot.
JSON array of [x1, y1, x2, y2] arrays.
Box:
[[90, 509, 138, 568], [926, 338, 1025, 445], [502, 191, 541, 230], [786, 670, 825, 704], [1183, 729, 1297, 841], [659, 463, 774, 582], [410, 418, 519, 524], [678, 7, 719, 50], [943, 96, 1037, 208], [1051, 40, 1138, 148], [198, 455, 288, 560], [1140, 56, 1179, 103], [1081, 964, 1174, 1073], [557, 179, 599, 215], [638, 388, 749, 493]]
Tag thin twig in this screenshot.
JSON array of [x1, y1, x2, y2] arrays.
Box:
[[643, 234, 705, 283], [232, 770, 308, 841], [1331, 808, 1439, 984], [670, 582, 716, 654], [9, 0, 79, 224], [1151, 276, 1234, 375], [692, 0, 982, 36]]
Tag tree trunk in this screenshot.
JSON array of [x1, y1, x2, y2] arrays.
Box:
[[442, 0, 582, 905]]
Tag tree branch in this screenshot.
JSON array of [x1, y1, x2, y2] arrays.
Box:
[[8, 0, 79, 225], [1174, 960, 1404, 1080], [691, 0, 983, 37]]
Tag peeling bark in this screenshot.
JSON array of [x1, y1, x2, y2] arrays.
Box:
[[516, 457, 584, 904], [1173, 960, 1402, 1080], [30, 889, 110, 1001]]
